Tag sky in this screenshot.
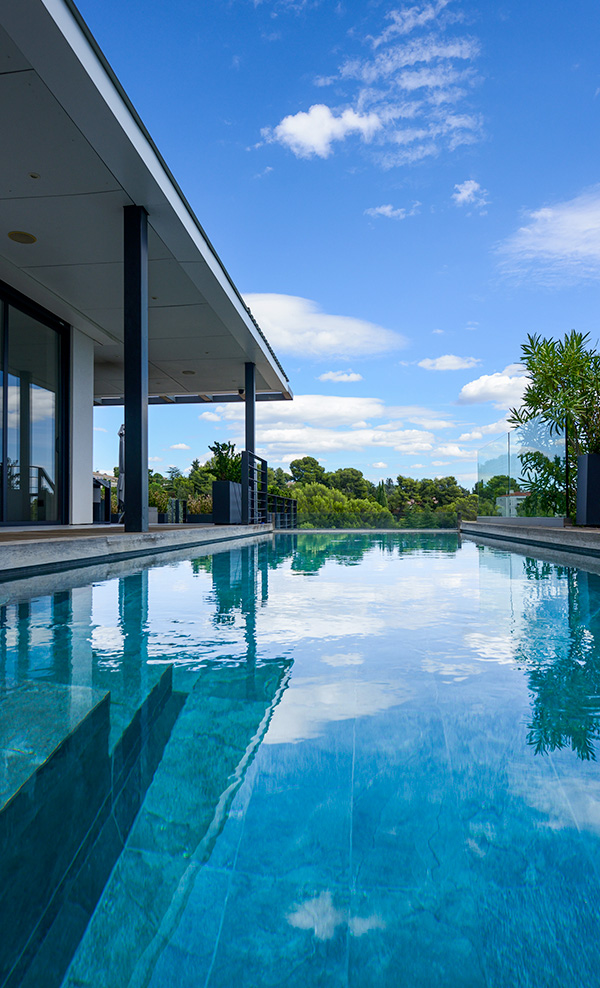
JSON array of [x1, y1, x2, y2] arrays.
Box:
[[82, 0, 600, 488]]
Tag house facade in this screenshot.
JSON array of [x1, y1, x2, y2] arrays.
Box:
[[0, 0, 291, 530]]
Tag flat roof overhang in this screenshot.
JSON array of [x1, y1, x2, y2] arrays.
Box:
[[0, 0, 292, 402]]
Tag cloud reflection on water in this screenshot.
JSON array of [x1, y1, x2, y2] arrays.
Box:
[[265, 677, 412, 744]]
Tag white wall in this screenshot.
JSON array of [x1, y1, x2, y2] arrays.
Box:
[[70, 328, 94, 524]]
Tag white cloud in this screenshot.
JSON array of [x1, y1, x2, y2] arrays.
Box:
[[287, 892, 345, 941], [262, 104, 381, 159], [371, 1, 452, 47], [459, 417, 511, 441], [432, 328, 444, 334], [170, 443, 190, 450], [200, 394, 449, 461], [267, 677, 410, 744], [318, 370, 363, 382], [244, 293, 407, 357], [321, 652, 364, 667], [458, 364, 529, 410], [7, 385, 54, 427], [93, 426, 107, 433], [452, 179, 489, 210], [497, 186, 600, 283], [342, 38, 479, 86], [286, 891, 385, 942], [261, 5, 482, 169], [365, 200, 420, 220], [372, 461, 388, 469], [149, 456, 163, 463], [434, 443, 474, 459], [418, 354, 481, 371], [199, 410, 221, 422]]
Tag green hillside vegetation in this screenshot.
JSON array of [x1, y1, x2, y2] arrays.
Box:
[[113, 448, 495, 528], [284, 457, 479, 529]]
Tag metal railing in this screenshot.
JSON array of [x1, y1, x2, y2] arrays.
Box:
[[241, 450, 268, 524], [267, 492, 297, 529]]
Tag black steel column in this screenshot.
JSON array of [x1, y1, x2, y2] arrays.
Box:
[[123, 206, 149, 532], [245, 361, 256, 454]]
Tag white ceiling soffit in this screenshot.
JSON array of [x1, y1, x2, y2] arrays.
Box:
[[0, 0, 291, 398]]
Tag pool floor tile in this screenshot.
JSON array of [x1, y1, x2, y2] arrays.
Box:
[[478, 882, 600, 988], [200, 874, 350, 988], [347, 887, 486, 988]]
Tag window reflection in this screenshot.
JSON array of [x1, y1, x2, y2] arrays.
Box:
[[5, 306, 60, 522]]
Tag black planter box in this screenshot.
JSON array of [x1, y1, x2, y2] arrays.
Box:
[[212, 481, 242, 524], [187, 513, 213, 524], [576, 453, 600, 525]]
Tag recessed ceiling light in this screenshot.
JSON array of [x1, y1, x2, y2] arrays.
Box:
[[181, 370, 195, 376], [8, 230, 37, 244]]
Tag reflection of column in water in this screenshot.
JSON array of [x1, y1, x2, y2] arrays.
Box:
[[17, 601, 30, 680], [52, 590, 72, 683], [259, 541, 269, 605], [70, 586, 94, 690], [0, 605, 7, 689], [242, 544, 257, 697], [118, 571, 149, 698]]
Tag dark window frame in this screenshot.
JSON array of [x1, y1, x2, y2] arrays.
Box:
[[0, 279, 70, 525]]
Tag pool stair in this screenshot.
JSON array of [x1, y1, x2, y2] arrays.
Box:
[[62, 660, 292, 988], [0, 667, 184, 988]]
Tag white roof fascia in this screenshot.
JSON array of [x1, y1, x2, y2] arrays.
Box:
[[2, 0, 290, 395]]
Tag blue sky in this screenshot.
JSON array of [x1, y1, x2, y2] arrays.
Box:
[[83, 0, 600, 488]]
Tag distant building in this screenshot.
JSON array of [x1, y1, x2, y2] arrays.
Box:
[[495, 493, 529, 518]]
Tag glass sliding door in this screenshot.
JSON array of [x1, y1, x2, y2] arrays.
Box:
[[0, 291, 67, 524]]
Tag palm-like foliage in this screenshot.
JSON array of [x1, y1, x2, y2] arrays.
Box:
[[508, 331, 600, 455]]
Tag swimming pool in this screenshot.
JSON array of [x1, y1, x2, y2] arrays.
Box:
[[3, 532, 600, 986]]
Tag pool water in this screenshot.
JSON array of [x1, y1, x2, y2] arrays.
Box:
[[4, 532, 600, 986]]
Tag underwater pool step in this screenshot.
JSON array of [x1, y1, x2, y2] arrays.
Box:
[[61, 660, 292, 988], [0, 682, 110, 988], [0, 667, 184, 988]]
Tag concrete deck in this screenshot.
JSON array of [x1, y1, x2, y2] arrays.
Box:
[[461, 519, 600, 559], [0, 523, 273, 581]]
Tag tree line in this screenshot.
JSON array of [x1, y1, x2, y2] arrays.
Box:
[[269, 456, 481, 529], [108, 446, 501, 528]]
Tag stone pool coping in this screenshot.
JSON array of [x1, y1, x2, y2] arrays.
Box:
[[0, 523, 273, 581], [461, 520, 600, 559]]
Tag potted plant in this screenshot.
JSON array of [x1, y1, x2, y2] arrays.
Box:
[[509, 331, 600, 525], [209, 441, 243, 524]]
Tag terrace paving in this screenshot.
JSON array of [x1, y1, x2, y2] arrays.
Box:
[[0, 524, 272, 580]]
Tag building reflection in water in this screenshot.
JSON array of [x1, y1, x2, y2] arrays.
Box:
[[0, 536, 300, 734]]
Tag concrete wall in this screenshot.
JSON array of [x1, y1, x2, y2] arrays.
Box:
[[70, 328, 94, 524]]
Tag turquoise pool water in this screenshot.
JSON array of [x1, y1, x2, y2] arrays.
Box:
[[3, 532, 600, 986]]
